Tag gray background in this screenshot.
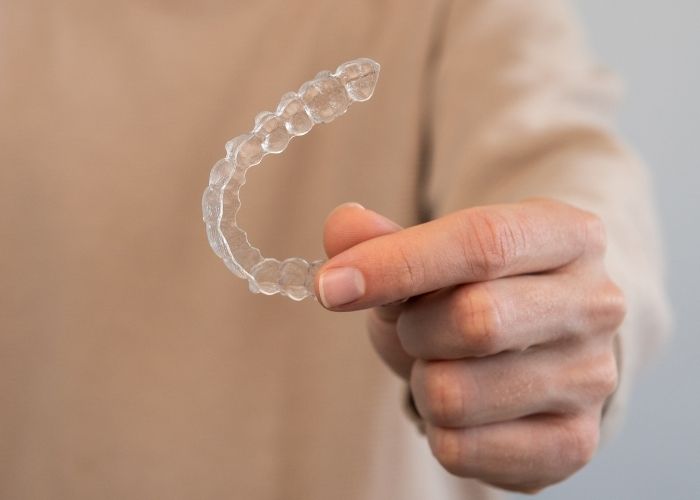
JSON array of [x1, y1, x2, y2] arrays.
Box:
[[516, 1, 700, 498]]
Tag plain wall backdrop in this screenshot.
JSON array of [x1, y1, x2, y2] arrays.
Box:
[[516, 1, 700, 498]]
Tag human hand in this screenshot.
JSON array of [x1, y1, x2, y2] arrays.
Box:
[[316, 200, 625, 492]]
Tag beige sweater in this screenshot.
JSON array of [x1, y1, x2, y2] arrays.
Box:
[[0, 0, 670, 498]]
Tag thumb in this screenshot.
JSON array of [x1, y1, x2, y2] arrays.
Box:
[[323, 202, 402, 258], [321, 203, 414, 378], [318, 203, 402, 307]]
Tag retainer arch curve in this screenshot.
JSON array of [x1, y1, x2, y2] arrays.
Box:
[[202, 58, 380, 301]]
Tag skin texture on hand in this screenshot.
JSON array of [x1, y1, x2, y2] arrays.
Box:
[[316, 200, 625, 493]]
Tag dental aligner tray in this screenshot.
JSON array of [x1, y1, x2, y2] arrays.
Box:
[[202, 58, 380, 301]]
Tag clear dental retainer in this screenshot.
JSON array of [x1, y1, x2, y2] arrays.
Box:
[[202, 58, 380, 301]]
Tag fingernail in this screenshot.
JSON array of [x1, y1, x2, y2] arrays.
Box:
[[327, 202, 365, 221], [340, 202, 365, 210], [318, 267, 365, 308]]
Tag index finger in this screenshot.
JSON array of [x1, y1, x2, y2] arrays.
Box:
[[316, 200, 603, 310]]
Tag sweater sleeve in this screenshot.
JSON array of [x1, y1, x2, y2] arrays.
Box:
[[420, 0, 672, 438]]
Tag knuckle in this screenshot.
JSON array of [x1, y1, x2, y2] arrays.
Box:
[[597, 280, 627, 331], [463, 209, 524, 278], [394, 245, 426, 297], [580, 278, 627, 337], [569, 350, 619, 405], [567, 351, 619, 407], [456, 284, 505, 356], [591, 351, 619, 400], [581, 279, 627, 337], [560, 418, 600, 471], [415, 361, 466, 426]]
